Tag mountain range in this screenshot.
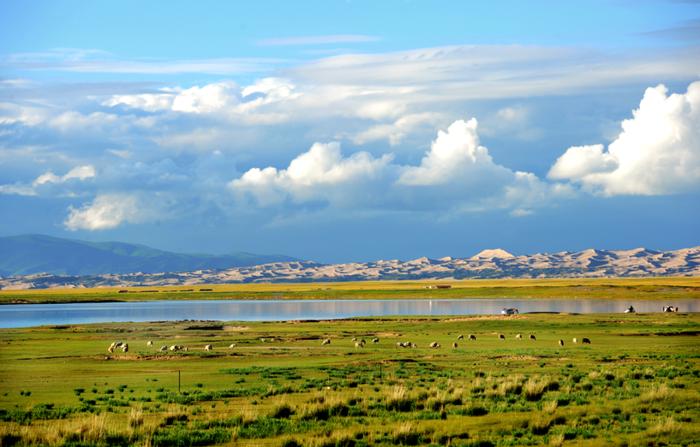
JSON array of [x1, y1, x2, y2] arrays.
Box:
[[0, 235, 698, 289], [0, 234, 297, 276]]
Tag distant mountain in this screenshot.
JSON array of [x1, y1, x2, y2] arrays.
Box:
[[1, 245, 698, 289], [0, 234, 298, 276]]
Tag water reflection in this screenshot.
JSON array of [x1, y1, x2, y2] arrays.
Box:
[[1, 298, 698, 328]]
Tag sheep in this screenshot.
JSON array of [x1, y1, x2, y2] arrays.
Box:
[[410, 342, 418, 348], [372, 337, 379, 343], [663, 306, 678, 313], [452, 342, 458, 349], [159, 345, 168, 352], [624, 306, 636, 313], [146, 340, 153, 347], [360, 339, 367, 345], [204, 344, 213, 351], [354, 341, 364, 348], [429, 341, 440, 348], [107, 342, 116, 353], [468, 334, 477, 341], [169, 345, 184, 351], [322, 338, 331, 345], [121, 343, 128, 353], [498, 334, 506, 340], [260, 338, 267, 343], [228, 343, 237, 349], [396, 341, 403, 348], [572, 338, 578, 344], [529, 334, 536, 341], [558, 339, 564, 347], [582, 337, 591, 344], [351, 337, 357, 342], [457, 334, 464, 340], [515, 333, 523, 340]]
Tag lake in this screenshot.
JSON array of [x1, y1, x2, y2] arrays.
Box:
[[1, 298, 699, 328]]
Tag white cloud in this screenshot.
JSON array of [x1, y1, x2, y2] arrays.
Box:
[[352, 113, 441, 145], [548, 81, 700, 195], [0, 165, 96, 196], [172, 82, 239, 113], [64, 193, 147, 230], [398, 119, 508, 186], [230, 142, 393, 205], [231, 119, 568, 215], [33, 165, 96, 186], [103, 92, 173, 112]]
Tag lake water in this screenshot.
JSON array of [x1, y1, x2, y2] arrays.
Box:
[[1, 298, 698, 328]]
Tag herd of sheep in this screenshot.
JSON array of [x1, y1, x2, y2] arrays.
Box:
[[106, 332, 592, 355]]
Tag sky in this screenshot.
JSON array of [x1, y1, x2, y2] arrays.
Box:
[[0, 0, 699, 262]]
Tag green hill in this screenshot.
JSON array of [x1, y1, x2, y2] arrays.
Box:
[[0, 234, 297, 276]]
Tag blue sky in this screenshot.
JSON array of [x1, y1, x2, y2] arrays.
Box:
[[1, 0, 699, 262]]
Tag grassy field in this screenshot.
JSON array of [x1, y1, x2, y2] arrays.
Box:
[[2, 276, 700, 304], [0, 313, 698, 446]]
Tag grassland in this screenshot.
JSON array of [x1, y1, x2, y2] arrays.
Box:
[[0, 313, 698, 446], [2, 276, 700, 304]]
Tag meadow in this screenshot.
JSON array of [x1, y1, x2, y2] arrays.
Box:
[[2, 276, 700, 304], [0, 312, 698, 446]]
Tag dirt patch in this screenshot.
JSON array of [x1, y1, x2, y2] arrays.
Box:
[[223, 325, 250, 331]]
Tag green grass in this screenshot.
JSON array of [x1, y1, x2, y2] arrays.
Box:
[[0, 313, 698, 446], [2, 276, 700, 304]]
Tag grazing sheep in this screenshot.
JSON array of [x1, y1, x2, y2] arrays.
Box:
[[146, 340, 153, 347], [411, 342, 418, 348], [354, 341, 364, 348], [558, 339, 564, 347], [452, 342, 458, 349], [515, 333, 522, 340], [372, 337, 379, 343], [663, 306, 678, 313], [624, 306, 636, 313], [572, 338, 578, 344], [468, 334, 477, 341], [501, 307, 519, 315], [351, 337, 357, 342], [169, 345, 184, 351], [529, 334, 536, 341], [457, 334, 464, 340], [322, 338, 331, 345], [107, 342, 116, 353], [498, 334, 505, 340], [159, 345, 168, 352], [360, 339, 367, 345], [582, 337, 591, 344], [228, 343, 237, 349], [121, 343, 128, 353], [429, 341, 440, 348], [204, 344, 213, 351], [260, 338, 266, 343]]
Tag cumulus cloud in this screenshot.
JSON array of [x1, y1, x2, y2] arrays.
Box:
[[230, 119, 568, 215], [230, 142, 393, 206], [64, 193, 150, 230], [548, 81, 700, 195], [398, 119, 510, 186]]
